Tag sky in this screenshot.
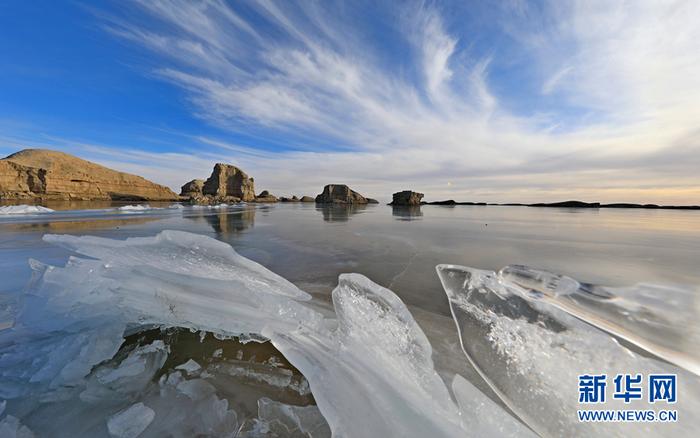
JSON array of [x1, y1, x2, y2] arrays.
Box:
[[1, 0, 699, 204]]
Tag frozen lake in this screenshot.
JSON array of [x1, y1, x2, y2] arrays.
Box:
[[1, 202, 698, 437]]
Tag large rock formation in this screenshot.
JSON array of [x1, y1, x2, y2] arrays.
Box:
[[180, 179, 205, 197], [202, 163, 255, 202], [0, 149, 177, 201], [315, 184, 370, 204], [299, 196, 315, 202], [389, 190, 424, 206]]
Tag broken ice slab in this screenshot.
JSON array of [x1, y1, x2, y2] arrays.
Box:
[[43, 230, 310, 300], [499, 264, 700, 376], [238, 397, 331, 438], [106, 402, 155, 438], [436, 264, 700, 437], [267, 273, 530, 438]]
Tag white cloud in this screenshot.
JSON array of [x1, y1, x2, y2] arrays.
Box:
[[15, 0, 697, 204]]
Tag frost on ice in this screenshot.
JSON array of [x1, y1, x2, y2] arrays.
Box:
[[437, 264, 700, 437], [0, 230, 521, 437]]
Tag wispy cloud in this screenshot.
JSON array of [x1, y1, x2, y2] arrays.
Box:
[[10, 0, 699, 204]]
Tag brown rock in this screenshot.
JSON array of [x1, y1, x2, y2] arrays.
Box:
[[279, 195, 300, 202], [180, 179, 205, 197], [299, 196, 315, 202], [255, 190, 278, 203], [389, 190, 424, 206], [202, 163, 255, 202], [315, 184, 369, 204], [0, 149, 177, 201]]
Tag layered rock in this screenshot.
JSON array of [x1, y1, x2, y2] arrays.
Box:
[[180, 179, 204, 197], [389, 190, 424, 206], [0, 149, 177, 201], [315, 184, 370, 204], [202, 163, 255, 202]]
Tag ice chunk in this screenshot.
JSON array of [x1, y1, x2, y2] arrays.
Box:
[[117, 204, 158, 212], [239, 397, 331, 438], [0, 205, 53, 215], [81, 340, 169, 402], [499, 264, 700, 375], [43, 230, 310, 300], [106, 402, 155, 438], [175, 359, 201, 375], [0, 415, 35, 438], [436, 264, 700, 437], [266, 273, 470, 438]]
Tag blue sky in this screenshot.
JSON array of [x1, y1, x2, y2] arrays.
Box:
[[1, 0, 699, 203]]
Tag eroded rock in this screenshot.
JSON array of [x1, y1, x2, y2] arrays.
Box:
[[202, 163, 255, 202], [315, 184, 370, 204], [389, 191, 424, 206], [0, 149, 177, 201]]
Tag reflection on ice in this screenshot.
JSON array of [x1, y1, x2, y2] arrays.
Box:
[[437, 264, 700, 437]]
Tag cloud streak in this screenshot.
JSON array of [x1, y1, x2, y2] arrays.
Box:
[[11, 0, 699, 204]]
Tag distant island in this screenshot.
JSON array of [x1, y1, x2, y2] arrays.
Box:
[[0, 149, 697, 210]]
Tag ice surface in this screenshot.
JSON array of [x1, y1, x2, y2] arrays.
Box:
[[106, 402, 155, 438], [437, 264, 700, 437], [0, 230, 528, 437], [0, 205, 53, 215]]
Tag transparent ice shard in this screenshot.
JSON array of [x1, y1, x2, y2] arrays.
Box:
[[499, 264, 700, 375], [451, 374, 534, 438], [268, 273, 472, 438], [437, 264, 700, 437]]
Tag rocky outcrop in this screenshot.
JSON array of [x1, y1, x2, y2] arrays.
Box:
[[255, 190, 278, 203], [315, 184, 370, 204], [279, 195, 300, 202], [389, 191, 423, 206], [202, 163, 255, 202], [299, 196, 315, 202], [180, 179, 204, 197], [0, 149, 177, 201]]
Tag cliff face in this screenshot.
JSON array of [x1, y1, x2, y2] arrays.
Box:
[[0, 149, 178, 201]]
